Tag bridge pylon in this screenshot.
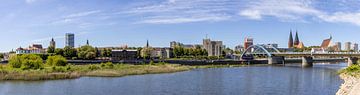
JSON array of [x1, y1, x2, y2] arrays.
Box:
[[301, 56, 313, 67], [347, 57, 358, 66], [268, 56, 285, 65]]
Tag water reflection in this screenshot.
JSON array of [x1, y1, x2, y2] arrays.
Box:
[[0, 63, 346, 95]]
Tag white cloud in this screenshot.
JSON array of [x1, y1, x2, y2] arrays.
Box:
[[239, 0, 321, 21], [139, 14, 231, 24], [127, 0, 234, 24], [319, 12, 360, 26], [64, 10, 101, 18]]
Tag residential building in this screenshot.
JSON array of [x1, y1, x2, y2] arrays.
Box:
[[334, 42, 341, 51], [111, 49, 138, 60], [65, 33, 75, 47], [16, 44, 45, 54], [353, 43, 359, 52], [142, 40, 173, 59], [345, 42, 351, 51], [266, 43, 278, 48], [203, 38, 223, 56], [244, 37, 253, 49], [170, 41, 202, 49], [151, 48, 173, 59], [235, 45, 245, 52]]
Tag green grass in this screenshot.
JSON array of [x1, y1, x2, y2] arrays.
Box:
[[0, 63, 191, 81], [0, 63, 251, 81], [339, 64, 360, 77]]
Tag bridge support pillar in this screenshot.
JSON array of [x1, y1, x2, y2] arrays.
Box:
[[347, 57, 358, 66], [268, 56, 285, 65], [302, 56, 313, 67]]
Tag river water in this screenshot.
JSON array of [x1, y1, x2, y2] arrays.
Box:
[[0, 62, 347, 95]]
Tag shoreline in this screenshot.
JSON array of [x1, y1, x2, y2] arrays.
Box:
[[337, 74, 360, 95], [0, 64, 249, 81]]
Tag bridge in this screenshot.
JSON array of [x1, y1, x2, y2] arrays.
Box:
[[239, 44, 360, 67]]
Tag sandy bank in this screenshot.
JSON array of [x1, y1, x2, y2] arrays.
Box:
[[337, 74, 360, 95]]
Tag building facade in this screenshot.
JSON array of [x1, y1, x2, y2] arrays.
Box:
[[345, 42, 352, 51], [65, 33, 75, 47], [203, 39, 223, 56], [334, 42, 341, 51], [234, 45, 245, 53], [244, 37, 253, 49], [353, 43, 358, 52], [16, 44, 45, 54], [111, 49, 138, 60]]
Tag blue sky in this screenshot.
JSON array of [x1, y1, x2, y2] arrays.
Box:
[[1, 0, 360, 52]]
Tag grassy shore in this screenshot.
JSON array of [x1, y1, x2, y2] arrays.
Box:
[[338, 64, 360, 77], [0, 63, 191, 81], [0, 63, 251, 81]]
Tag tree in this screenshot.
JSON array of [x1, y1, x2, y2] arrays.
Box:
[[55, 48, 64, 56], [47, 46, 55, 53], [46, 55, 68, 66], [141, 47, 153, 59], [64, 46, 77, 58], [78, 45, 96, 59]]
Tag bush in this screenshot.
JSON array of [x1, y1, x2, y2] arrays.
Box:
[[20, 54, 44, 70], [149, 60, 155, 65], [100, 62, 114, 69], [9, 54, 44, 70], [8, 55, 22, 68], [88, 65, 100, 70], [46, 55, 68, 66]]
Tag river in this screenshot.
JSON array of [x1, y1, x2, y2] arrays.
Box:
[[0, 62, 347, 95]]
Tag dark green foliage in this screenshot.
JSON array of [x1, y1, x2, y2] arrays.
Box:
[[88, 65, 100, 70], [78, 45, 96, 59], [64, 46, 77, 58], [46, 55, 68, 66], [100, 62, 114, 69], [173, 46, 207, 58], [100, 48, 112, 57], [54, 48, 64, 56], [47, 46, 55, 53]]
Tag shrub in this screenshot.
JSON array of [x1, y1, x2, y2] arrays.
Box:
[[20, 54, 44, 70], [8, 55, 22, 68], [149, 60, 155, 65], [46, 55, 68, 66], [88, 65, 100, 70], [100, 62, 114, 69]]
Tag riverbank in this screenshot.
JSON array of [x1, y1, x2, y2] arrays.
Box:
[[0, 64, 191, 81], [0, 63, 250, 81], [337, 65, 360, 95]]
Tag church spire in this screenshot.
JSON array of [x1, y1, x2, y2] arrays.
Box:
[[288, 29, 293, 48], [146, 40, 149, 48], [86, 39, 89, 45], [294, 30, 300, 46]]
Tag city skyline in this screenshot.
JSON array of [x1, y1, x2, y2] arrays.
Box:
[[1, 0, 360, 52]]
